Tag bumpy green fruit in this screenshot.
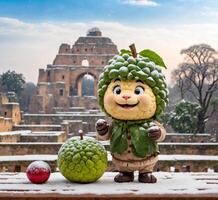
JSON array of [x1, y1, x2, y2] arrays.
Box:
[[57, 137, 108, 183]]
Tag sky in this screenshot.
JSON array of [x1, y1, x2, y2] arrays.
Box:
[[0, 0, 218, 84]]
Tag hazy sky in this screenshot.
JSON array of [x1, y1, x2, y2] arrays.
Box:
[[0, 0, 218, 84]]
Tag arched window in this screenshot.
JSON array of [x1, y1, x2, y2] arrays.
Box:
[[69, 86, 73, 96], [81, 74, 94, 96], [81, 59, 89, 67]]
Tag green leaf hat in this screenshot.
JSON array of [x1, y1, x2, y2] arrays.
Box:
[[98, 45, 169, 118]]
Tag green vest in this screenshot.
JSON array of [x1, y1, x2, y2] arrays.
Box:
[[110, 119, 159, 158]]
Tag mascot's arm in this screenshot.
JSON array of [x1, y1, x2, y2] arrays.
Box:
[[95, 119, 112, 141], [148, 120, 166, 142]]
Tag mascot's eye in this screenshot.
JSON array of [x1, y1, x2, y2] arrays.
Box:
[[135, 86, 144, 95], [113, 86, 121, 95]]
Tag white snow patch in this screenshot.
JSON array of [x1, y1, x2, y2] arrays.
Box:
[[159, 155, 218, 161], [14, 125, 61, 127], [0, 130, 32, 136], [160, 143, 218, 145], [0, 155, 57, 162], [166, 133, 211, 136]]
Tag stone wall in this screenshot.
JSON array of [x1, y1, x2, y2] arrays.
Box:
[[0, 117, 12, 132], [0, 103, 21, 125], [0, 130, 67, 143], [0, 93, 21, 132], [20, 131, 67, 143], [0, 142, 217, 156], [0, 131, 20, 142], [1, 156, 217, 173], [13, 125, 62, 132], [23, 113, 106, 132], [70, 96, 98, 109], [164, 133, 214, 143]]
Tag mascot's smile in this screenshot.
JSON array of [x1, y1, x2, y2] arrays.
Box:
[[116, 102, 139, 109]]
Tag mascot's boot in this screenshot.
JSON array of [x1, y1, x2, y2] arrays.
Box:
[[114, 172, 134, 183], [138, 172, 157, 183]]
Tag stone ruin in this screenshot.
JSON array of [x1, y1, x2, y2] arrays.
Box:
[[29, 27, 118, 113]]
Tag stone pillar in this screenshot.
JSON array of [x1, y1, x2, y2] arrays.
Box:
[[61, 121, 69, 140], [77, 79, 82, 96]]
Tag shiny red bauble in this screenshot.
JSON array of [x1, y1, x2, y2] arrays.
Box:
[[26, 161, 51, 184]]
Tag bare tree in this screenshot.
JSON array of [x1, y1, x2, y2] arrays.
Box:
[[172, 44, 218, 133]]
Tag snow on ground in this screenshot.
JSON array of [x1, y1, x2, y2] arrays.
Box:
[[0, 155, 57, 162], [0, 130, 30, 136], [0, 172, 217, 195], [160, 142, 218, 145], [0, 130, 65, 137], [24, 113, 106, 117], [166, 133, 211, 136], [21, 131, 64, 136], [159, 155, 218, 161], [14, 125, 61, 127]]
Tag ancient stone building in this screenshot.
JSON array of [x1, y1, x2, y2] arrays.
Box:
[[0, 93, 21, 132], [30, 27, 118, 113]]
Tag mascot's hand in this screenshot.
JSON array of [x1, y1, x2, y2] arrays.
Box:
[[95, 119, 109, 136], [148, 122, 161, 141]]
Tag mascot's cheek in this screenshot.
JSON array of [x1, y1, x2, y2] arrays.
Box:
[[104, 94, 116, 107], [138, 95, 149, 108], [137, 95, 156, 118]]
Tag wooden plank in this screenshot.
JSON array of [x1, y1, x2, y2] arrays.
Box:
[[0, 172, 217, 199], [0, 193, 218, 200]]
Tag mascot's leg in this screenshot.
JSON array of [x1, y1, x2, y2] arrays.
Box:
[[138, 172, 157, 183], [114, 171, 134, 183], [138, 156, 158, 183]]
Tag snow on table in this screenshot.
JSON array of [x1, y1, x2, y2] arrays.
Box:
[[0, 172, 217, 198]]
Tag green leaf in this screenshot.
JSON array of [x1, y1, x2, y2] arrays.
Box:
[[130, 126, 158, 157], [110, 126, 128, 154], [130, 126, 149, 158], [139, 49, 167, 69], [120, 49, 132, 56]]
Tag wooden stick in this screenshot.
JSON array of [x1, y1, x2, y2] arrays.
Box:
[[129, 43, 137, 58]]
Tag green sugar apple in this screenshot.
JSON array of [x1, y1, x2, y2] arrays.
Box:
[[57, 136, 108, 183]]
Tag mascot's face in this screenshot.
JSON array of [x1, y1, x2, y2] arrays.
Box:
[[103, 79, 156, 120]]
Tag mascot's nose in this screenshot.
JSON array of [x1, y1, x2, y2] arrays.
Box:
[[122, 94, 131, 100]]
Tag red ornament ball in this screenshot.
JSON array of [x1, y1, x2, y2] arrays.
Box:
[[26, 161, 51, 184]]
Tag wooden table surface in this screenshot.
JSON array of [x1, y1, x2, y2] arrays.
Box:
[[0, 172, 217, 200]]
